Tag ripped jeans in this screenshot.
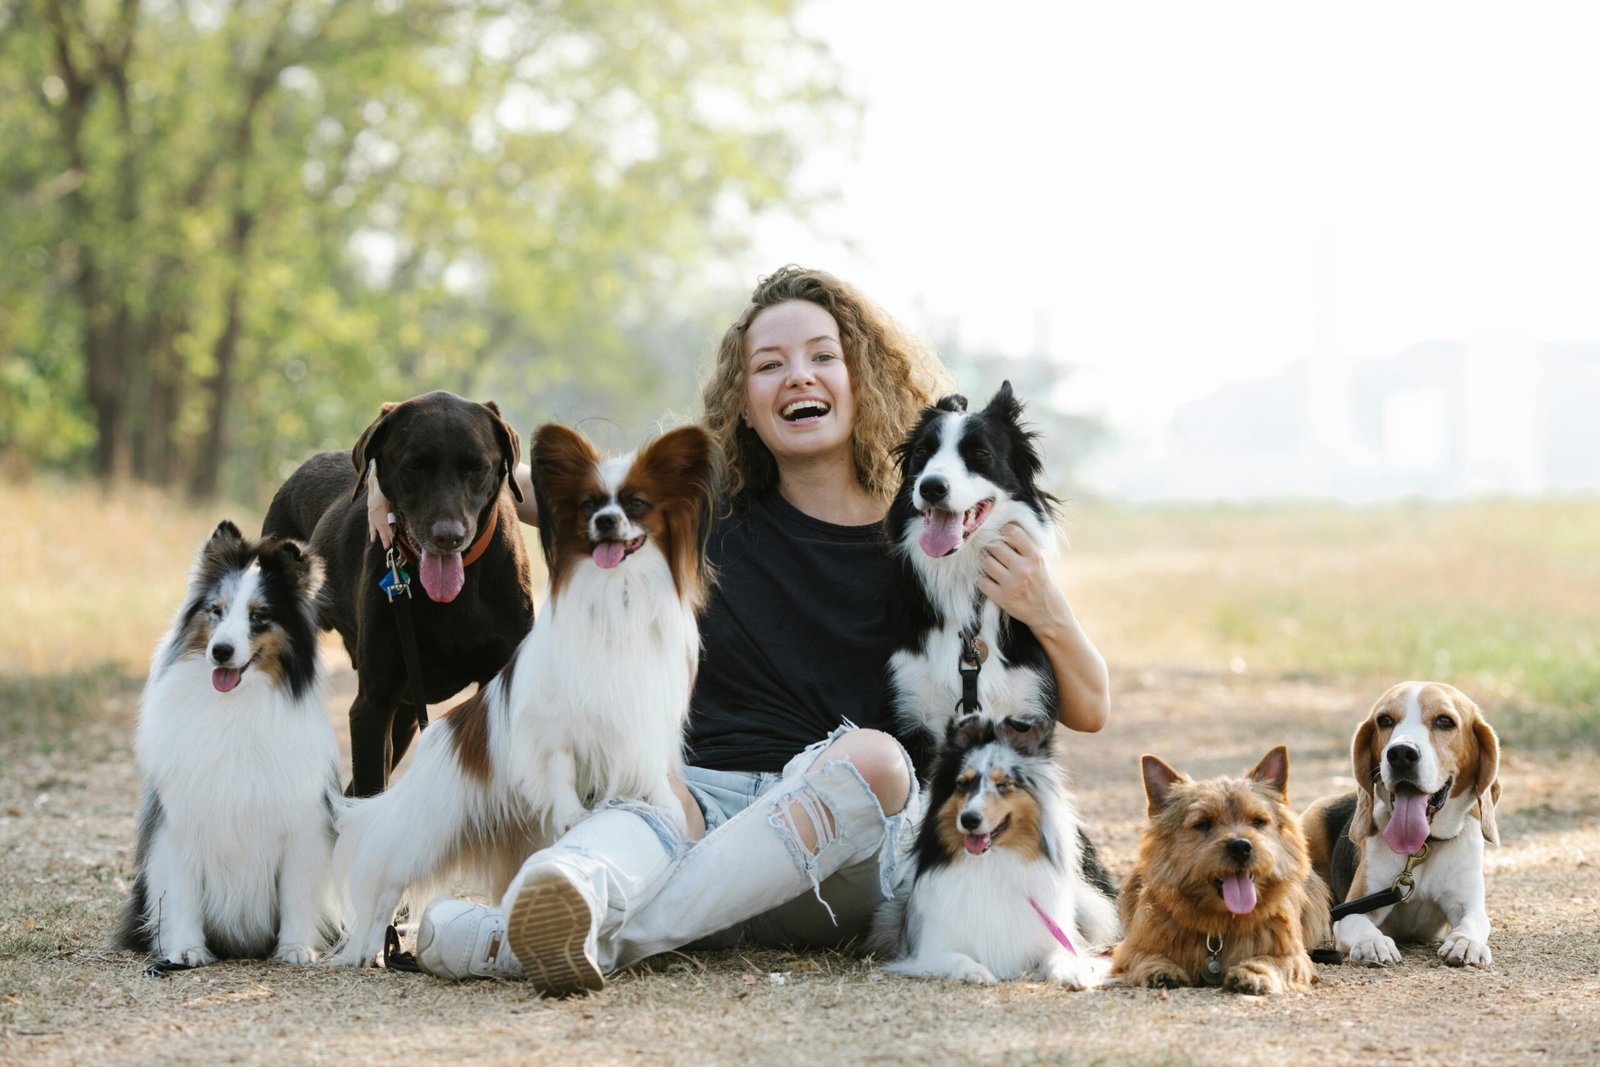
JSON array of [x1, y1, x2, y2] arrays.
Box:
[[573, 722, 923, 972], [679, 723, 922, 949]]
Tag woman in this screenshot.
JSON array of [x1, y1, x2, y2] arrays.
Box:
[[411, 266, 1110, 993]]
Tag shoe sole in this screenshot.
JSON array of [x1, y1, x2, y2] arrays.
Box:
[[505, 869, 605, 996]]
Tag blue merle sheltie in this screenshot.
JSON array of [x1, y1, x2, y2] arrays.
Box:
[[113, 521, 342, 974], [872, 713, 1119, 985], [886, 380, 1065, 757]]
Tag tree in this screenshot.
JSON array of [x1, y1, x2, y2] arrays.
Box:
[[1, 0, 848, 497]]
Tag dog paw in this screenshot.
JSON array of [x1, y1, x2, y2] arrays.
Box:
[[1039, 954, 1100, 991], [274, 943, 319, 966], [958, 961, 1000, 985], [1346, 935, 1402, 967], [152, 945, 216, 973], [1224, 961, 1286, 996], [1440, 932, 1492, 968]]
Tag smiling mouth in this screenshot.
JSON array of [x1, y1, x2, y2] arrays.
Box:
[[591, 533, 647, 570], [210, 656, 254, 694], [1393, 776, 1454, 818], [919, 498, 996, 557], [781, 399, 831, 422], [962, 813, 1011, 856]]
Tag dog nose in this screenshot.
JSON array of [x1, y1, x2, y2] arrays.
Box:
[[1386, 744, 1420, 770], [959, 810, 982, 832], [594, 512, 619, 535], [211, 642, 234, 663], [919, 476, 949, 505], [430, 521, 466, 551], [1226, 838, 1253, 864]]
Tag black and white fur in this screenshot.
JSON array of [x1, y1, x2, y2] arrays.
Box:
[[886, 381, 1063, 762], [872, 714, 1119, 985], [114, 521, 342, 973]]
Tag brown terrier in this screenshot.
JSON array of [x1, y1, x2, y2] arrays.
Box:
[[1111, 746, 1330, 995]]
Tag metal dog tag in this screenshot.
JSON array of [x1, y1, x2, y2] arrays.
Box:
[[1200, 955, 1225, 987]]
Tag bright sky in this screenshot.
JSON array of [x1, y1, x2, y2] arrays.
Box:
[[755, 1, 1600, 443]]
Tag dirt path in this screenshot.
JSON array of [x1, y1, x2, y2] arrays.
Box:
[[3, 664, 1597, 1066]]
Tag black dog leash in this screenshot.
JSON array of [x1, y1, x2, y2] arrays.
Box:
[[1330, 841, 1431, 922], [379, 521, 429, 733], [955, 593, 989, 716]]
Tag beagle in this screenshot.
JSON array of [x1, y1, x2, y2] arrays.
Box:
[[1303, 681, 1501, 968]]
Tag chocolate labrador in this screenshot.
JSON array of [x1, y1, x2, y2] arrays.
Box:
[[263, 391, 535, 796]]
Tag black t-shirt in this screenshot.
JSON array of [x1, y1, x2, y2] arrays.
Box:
[[685, 489, 903, 773]]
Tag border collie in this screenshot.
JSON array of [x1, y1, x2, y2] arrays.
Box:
[[114, 521, 341, 973], [886, 381, 1062, 753], [329, 423, 716, 966], [872, 714, 1119, 985]]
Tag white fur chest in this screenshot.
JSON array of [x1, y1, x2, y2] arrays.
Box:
[[502, 552, 699, 803], [907, 853, 1079, 978], [135, 657, 336, 859]]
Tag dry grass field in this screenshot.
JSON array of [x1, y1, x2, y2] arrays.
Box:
[[3, 480, 1598, 1065]]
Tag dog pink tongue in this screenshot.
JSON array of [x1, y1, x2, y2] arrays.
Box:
[[964, 832, 992, 856], [1384, 791, 1432, 855], [420, 550, 465, 602], [592, 541, 626, 569], [212, 667, 242, 693], [1222, 873, 1257, 915], [920, 509, 965, 557]]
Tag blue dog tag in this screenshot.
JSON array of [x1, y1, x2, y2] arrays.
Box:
[[379, 567, 411, 599]]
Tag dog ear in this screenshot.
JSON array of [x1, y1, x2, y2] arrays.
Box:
[[351, 401, 400, 503], [1468, 706, 1502, 846], [1140, 754, 1185, 816], [208, 520, 244, 546], [999, 715, 1052, 758], [265, 537, 325, 597], [983, 380, 1021, 421], [935, 393, 968, 414], [1350, 718, 1379, 844], [482, 400, 524, 504], [1247, 745, 1290, 799], [948, 713, 989, 752]]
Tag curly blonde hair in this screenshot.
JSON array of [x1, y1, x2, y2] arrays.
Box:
[[702, 266, 952, 508]]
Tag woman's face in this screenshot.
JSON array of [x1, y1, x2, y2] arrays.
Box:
[[742, 299, 856, 471]]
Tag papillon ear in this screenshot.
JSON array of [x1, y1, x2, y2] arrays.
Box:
[[1350, 718, 1380, 844], [1247, 745, 1290, 799], [529, 423, 600, 565], [482, 400, 523, 503], [351, 401, 401, 502], [1141, 754, 1186, 817], [1468, 707, 1502, 846]]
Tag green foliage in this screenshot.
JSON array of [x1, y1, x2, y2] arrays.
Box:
[[1, 0, 848, 497]]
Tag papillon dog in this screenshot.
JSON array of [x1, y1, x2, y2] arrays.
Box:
[[329, 423, 716, 966], [885, 381, 1063, 756], [114, 521, 342, 973], [872, 713, 1119, 985]]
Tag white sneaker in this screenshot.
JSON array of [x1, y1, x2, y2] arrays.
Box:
[[413, 899, 525, 980], [505, 864, 605, 996]]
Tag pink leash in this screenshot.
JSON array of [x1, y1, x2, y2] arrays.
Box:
[[1028, 897, 1078, 956]]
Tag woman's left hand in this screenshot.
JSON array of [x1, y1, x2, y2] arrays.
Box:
[[975, 523, 1070, 635]]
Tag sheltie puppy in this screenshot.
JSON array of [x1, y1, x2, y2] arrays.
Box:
[[114, 521, 341, 974], [872, 713, 1120, 986], [885, 381, 1063, 757], [329, 423, 716, 966]]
